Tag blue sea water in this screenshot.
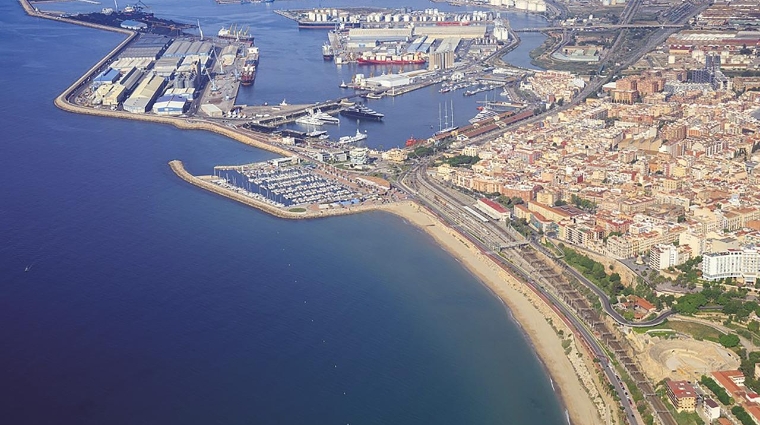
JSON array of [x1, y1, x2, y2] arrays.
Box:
[[1, 1, 565, 424]]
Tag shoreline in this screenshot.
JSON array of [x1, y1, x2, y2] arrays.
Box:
[[18, 1, 608, 423], [381, 202, 606, 425]]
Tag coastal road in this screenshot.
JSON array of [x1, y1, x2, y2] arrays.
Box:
[[397, 161, 643, 425]]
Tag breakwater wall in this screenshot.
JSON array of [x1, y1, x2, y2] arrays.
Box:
[[168, 160, 387, 220], [18, 0, 135, 35]]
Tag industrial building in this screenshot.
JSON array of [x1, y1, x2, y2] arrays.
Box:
[[348, 28, 413, 43], [363, 73, 412, 88], [114, 67, 144, 97], [109, 57, 154, 72], [429, 50, 455, 70], [119, 34, 172, 60], [220, 44, 239, 67], [152, 95, 188, 116], [92, 68, 121, 87], [122, 72, 167, 113], [414, 25, 487, 41], [161, 40, 214, 59], [120, 20, 147, 31], [153, 57, 183, 77]]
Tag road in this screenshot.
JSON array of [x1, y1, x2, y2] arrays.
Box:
[[397, 160, 650, 425]]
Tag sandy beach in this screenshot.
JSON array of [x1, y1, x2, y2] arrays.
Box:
[[382, 202, 607, 425]]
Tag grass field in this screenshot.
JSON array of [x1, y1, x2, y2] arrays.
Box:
[[634, 321, 725, 342]]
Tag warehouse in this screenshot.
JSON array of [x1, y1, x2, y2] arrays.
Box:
[[413, 25, 487, 40], [109, 57, 154, 72], [152, 95, 188, 116], [154, 57, 182, 77], [364, 73, 412, 88], [118, 67, 144, 93], [123, 72, 166, 113], [348, 28, 413, 43], [220, 44, 239, 66], [162, 40, 213, 59], [120, 34, 172, 59], [120, 20, 147, 31], [92, 68, 121, 87]]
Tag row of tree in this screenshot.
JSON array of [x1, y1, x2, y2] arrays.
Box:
[[700, 375, 732, 405]]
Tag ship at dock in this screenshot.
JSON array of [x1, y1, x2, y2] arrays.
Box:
[[218, 24, 254, 42], [322, 43, 334, 61], [340, 104, 384, 121], [357, 53, 425, 66], [298, 20, 360, 29], [240, 45, 259, 86]]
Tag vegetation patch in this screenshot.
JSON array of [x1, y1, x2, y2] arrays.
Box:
[[668, 322, 725, 343], [288, 207, 306, 213]]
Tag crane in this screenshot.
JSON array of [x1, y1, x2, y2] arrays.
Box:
[[203, 66, 217, 92]]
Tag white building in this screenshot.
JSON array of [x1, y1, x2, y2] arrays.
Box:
[[350, 147, 369, 166], [702, 246, 760, 283], [649, 244, 690, 270], [703, 398, 720, 421]]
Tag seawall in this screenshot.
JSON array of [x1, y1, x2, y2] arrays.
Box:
[[168, 160, 388, 220]]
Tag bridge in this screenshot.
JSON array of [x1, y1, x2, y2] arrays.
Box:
[[513, 23, 684, 33]]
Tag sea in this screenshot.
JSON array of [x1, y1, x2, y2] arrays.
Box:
[[0, 1, 567, 424]]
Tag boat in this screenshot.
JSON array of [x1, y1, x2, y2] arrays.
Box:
[[339, 80, 348, 89], [25, 265, 31, 272], [305, 130, 327, 138], [218, 24, 254, 42], [435, 100, 458, 135], [340, 104, 384, 121], [295, 115, 325, 126], [322, 42, 334, 61], [312, 109, 340, 124], [357, 55, 426, 65], [364, 92, 383, 100], [240, 46, 259, 86], [297, 20, 360, 29], [337, 128, 368, 145], [469, 107, 499, 124], [405, 136, 422, 147]]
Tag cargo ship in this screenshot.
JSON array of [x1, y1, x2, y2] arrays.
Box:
[[357, 54, 426, 65], [240, 45, 259, 86], [322, 42, 334, 61], [297, 20, 361, 29], [218, 24, 254, 42], [340, 104, 384, 121]]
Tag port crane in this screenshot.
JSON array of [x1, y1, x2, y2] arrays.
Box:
[[203, 66, 218, 92]]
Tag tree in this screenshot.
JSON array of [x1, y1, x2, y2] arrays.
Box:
[[748, 321, 759, 333], [673, 293, 707, 315], [719, 333, 740, 348]]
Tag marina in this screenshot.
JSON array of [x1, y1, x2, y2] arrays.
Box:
[[211, 159, 385, 209]]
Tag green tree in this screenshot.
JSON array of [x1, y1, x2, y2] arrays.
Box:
[[719, 333, 740, 348]]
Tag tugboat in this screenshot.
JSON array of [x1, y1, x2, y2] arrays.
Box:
[[322, 42, 334, 61], [405, 136, 422, 147]]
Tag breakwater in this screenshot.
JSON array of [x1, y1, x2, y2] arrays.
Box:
[[168, 160, 388, 220]]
